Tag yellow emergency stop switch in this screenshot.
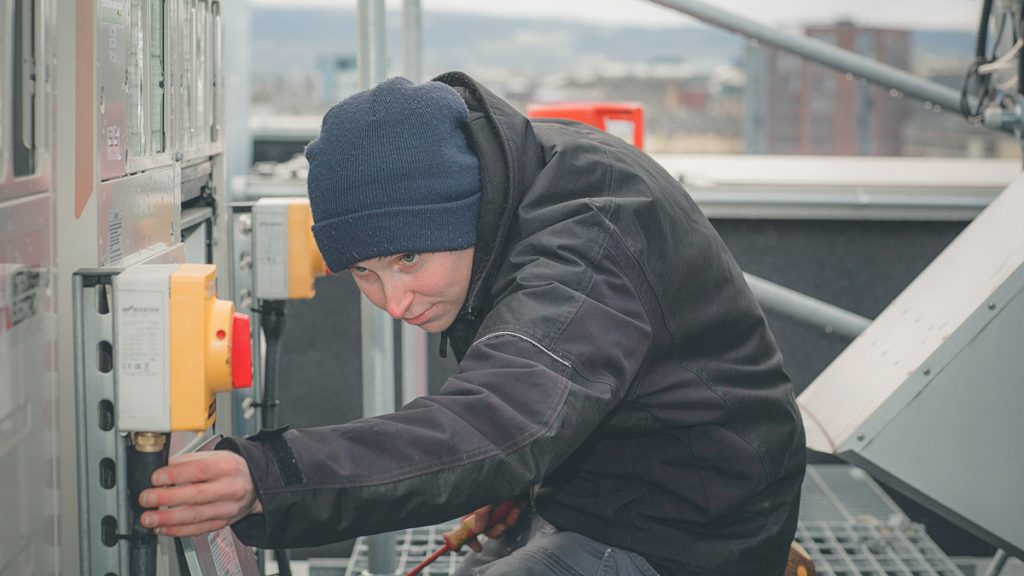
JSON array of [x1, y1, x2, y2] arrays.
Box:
[[254, 198, 328, 300], [169, 264, 242, 430], [115, 263, 252, 433]]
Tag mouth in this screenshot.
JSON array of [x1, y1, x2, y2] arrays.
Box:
[[404, 305, 435, 326]]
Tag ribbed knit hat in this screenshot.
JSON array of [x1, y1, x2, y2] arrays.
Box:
[[305, 77, 481, 272]]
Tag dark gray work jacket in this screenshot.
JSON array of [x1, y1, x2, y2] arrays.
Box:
[[222, 71, 806, 575]]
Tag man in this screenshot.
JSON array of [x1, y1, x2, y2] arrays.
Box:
[[140, 73, 806, 575]]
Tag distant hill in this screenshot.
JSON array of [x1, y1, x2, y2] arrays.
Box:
[[911, 29, 977, 69], [251, 7, 742, 78], [251, 6, 976, 79]]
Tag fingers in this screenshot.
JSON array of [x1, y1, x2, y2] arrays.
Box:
[[157, 518, 235, 538], [504, 504, 524, 528], [141, 474, 248, 508], [482, 523, 507, 540], [137, 450, 259, 535], [460, 499, 532, 548], [142, 500, 241, 530], [151, 451, 247, 487]]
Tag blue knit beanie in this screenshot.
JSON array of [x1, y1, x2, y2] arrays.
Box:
[[305, 76, 481, 272]]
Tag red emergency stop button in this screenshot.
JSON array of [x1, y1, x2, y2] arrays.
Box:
[[232, 313, 253, 389]]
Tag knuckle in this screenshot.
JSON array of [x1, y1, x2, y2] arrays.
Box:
[[195, 458, 213, 478], [193, 484, 210, 504]]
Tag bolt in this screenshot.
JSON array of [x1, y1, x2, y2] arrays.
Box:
[[988, 301, 997, 310], [856, 434, 865, 442], [923, 368, 931, 376]]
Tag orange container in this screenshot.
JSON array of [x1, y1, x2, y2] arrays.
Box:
[[527, 102, 645, 149]]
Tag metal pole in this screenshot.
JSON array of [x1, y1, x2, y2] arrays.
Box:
[[223, 0, 252, 200], [401, 324, 429, 403], [983, 550, 1010, 576], [400, 0, 429, 406], [647, 0, 980, 116], [403, 0, 422, 82], [358, 2, 398, 574], [744, 273, 870, 340], [357, 0, 371, 90]]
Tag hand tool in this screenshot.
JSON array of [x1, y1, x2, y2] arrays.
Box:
[[403, 501, 518, 576]]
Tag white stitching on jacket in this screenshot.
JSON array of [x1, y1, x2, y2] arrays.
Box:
[[472, 331, 573, 369]]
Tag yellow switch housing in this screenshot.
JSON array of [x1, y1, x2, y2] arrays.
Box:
[[253, 198, 327, 300], [169, 264, 235, 431], [287, 200, 327, 299]]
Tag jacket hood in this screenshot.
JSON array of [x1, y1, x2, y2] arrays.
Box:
[[433, 71, 546, 325]]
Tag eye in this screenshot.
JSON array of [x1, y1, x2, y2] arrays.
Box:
[[350, 265, 369, 275], [399, 253, 418, 265]]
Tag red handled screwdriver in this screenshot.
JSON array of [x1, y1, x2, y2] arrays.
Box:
[[403, 501, 519, 576]]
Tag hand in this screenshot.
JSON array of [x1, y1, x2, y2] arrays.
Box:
[[138, 450, 262, 537], [460, 500, 528, 553]]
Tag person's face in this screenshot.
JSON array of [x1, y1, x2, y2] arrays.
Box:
[[349, 248, 475, 333]]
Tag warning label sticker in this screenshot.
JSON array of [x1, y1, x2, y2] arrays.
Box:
[[207, 529, 243, 576]]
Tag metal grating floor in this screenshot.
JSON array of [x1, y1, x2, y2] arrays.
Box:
[[341, 465, 964, 576], [796, 522, 964, 576], [801, 465, 905, 524], [343, 523, 463, 576]]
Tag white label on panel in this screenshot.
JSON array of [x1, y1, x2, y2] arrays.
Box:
[[254, 204, 288, 299], [108, 208, 124, 266], [115, 266, 172, 431], [106, 125, 122, 160]]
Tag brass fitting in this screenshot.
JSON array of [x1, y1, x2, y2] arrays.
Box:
[[131, 432, 167, 453]]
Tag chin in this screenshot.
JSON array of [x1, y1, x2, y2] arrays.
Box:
[[420, 316, 455, 334]]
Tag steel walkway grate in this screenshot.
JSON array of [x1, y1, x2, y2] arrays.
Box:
[[340, 465, 962, 576], [795, 521, 964, 576], [343, 522, 463, 576]]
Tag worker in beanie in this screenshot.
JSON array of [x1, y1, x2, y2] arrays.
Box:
[[139, 74, 806, 576]]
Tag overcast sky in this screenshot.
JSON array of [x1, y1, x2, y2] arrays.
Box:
[[252, 0, 981, 30]]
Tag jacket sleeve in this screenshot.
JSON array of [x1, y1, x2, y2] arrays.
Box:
[[219, 222, 653, 549]]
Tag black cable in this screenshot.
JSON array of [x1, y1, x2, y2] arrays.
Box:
[[1018, 9, 1024, 95], [962, 0, 997, 121], [259, 299, 292, 576], [127, 435, 169, 576], [977, 0, 994, 60]]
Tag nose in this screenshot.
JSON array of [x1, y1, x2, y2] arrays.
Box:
[[381, 279, 413, 320]]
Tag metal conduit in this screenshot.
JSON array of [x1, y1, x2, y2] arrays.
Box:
[[358, 1, 398, 574], [401, 0, 430, 406], [744, 273, 871, 340]]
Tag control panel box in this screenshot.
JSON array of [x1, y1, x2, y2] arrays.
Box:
[[114, 263, 250, 432], [252, 198, 326, 300]]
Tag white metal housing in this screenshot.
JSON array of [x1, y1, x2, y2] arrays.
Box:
[[799, 172, 1024, 556]]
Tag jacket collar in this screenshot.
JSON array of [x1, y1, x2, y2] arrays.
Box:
[[434, 72, 545, 356]]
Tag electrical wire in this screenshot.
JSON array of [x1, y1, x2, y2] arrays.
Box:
[[959, 0, 1024, 124], [259, 300, 292, 576], [978, 38, 1024, 75]]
